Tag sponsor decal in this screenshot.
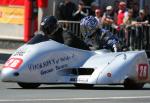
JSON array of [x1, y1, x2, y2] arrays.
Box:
[[28, 54, 75, 75], [107, 72, 112, 77], [13, 49, 26, 56], [137, 64, 148, 80], [70, 78, 88, 82], [56, 64, 68, 70], [40, 69, 54, 75], [28, 59, 56, 71], [0, 6, 24, 24], [3, 58, 23, 69]]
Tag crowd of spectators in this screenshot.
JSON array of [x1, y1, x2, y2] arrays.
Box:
[[56, 0, 150, 50], [57, 0, 99, 21]]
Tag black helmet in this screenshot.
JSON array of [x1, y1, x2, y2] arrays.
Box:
[[40, 16, 58, 34]]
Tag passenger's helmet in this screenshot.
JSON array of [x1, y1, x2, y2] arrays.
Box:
[[80, 16, 99, 37], [40, 16, 58, 34]]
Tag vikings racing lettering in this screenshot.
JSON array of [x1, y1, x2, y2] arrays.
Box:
[[28, 59, 55, 71], [28, 54, 75, 75]]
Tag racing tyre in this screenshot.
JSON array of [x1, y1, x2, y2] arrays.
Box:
[[17, 83, 41, 89], [123, 78, 144, 89], [74, 84, 94, 89]]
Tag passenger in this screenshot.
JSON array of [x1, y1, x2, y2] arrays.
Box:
[[39, 16, 90, 50], [80, 16, 121, 52]]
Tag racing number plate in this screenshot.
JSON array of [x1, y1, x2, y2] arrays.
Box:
[[137, 64, 148, 80], [3, 58, 23, 69]]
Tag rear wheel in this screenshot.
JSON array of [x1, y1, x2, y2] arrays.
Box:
[[123, 78, 144, 89], [74, 84, 94, 89], [17, 83, 41, 89]]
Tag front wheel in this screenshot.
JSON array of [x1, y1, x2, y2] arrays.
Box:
[[17, 83, 41, 89]]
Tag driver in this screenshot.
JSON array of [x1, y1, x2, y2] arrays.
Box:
[[40, 16, 64, 43], [39, 16, 90, 50], [80, 16, 121, 52]]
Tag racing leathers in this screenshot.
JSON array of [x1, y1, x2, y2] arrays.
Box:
[[84, 28, 120, 52], [62, 29, 90, 50], [34, 27, 90, 50]]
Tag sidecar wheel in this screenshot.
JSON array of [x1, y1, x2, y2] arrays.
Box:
[[17, 83, 41, 89], [123, 78, 144, 89]]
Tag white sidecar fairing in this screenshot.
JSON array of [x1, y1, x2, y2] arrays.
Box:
[[1, 36, 150, 88]]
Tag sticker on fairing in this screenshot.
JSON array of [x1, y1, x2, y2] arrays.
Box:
[[137, 64, 148, 80], [3, 58, 23, 69]]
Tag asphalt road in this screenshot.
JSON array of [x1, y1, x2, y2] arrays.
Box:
[[0, 82, 150, 103], [0, 54, 150, 103]]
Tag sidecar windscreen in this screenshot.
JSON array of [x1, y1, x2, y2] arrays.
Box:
[[27, 34, 49, 44]]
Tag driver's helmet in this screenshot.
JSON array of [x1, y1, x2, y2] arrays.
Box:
[[40, 16, 58, 35], [80, 16, 99, 38]]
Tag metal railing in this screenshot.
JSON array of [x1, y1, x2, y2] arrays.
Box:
[[116, 25, 150, 51], [58, 20, 150, 57], [58, 20, 81, 37]]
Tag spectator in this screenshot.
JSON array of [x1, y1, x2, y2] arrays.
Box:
[[123, 9, 136, 26], [57, 0, 76, 20], [144, 5, 150, 23], [82, 0, 93, 6], [143, 5, 150, 50], [117, 1, 128, 26], [116, 1, 128, 46], [113, 0, 119, 14], [133, 10, 149, 49], [123, 9, 136, 49], [95, 8, 103, 28], [102, 6, 117, 30], [127, 0, 134, 9], [132, 3, 139, 19], [89, 2, 99, 16], [135, 9, 149, 26], [73, 1, 88, 21]]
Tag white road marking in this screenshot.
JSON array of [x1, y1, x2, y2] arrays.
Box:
[[0, 96, 150, 102]]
